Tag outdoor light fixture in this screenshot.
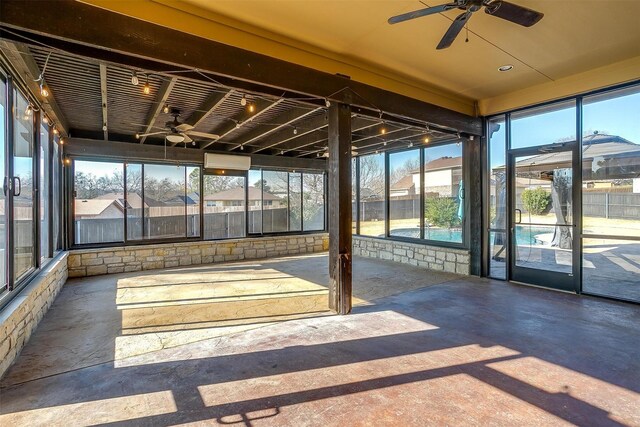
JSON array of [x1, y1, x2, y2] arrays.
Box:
[[131, 71, 139, 85], [42, 116, 49, 124], [135, 133, 140, 139], [424, 136, 430, 143], [380, 126, 387, 135], [142, 75, 150, 95], [498, 64, 514, 72], [23, 105, 32, 120], [248, 103, 256, 113], [408, 142, 414, 148], [240, 95, 247, 106], [102, 123, 107, 131], [53, 127, 59, 135], [325, 99, 331, 108], [166, 134, 185, 144], [162, 104, 170, 114], [293, 126, 298, 135], [39, 81, 49, 97]]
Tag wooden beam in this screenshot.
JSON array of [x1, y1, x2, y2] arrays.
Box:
[[200, 98, 284, 150], [99, 63, 108, 140], [139, 77, 176, 144], [328, 102, 352, 315], [229, 106, 322, 151], [0, 0, 482, 136], [0, 41, 69, 134], [65, 137, 327, 170], [185, 89, 234, 128]]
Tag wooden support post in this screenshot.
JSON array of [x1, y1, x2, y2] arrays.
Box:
[[328, 102, 352, 315]]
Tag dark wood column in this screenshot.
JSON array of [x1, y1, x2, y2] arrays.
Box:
[[328, 102, 352, 315]]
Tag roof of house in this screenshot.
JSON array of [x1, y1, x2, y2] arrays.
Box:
[[74, 199, 118, 216], [390, 175, 415, 192], [205, 186, 281, 201]]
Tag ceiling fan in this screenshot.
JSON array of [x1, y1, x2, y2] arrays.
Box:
[[388, 0, 544, 50], [135, 109, 220, 145]]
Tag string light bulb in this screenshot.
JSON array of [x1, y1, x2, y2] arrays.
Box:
[[162, 104, 170, 114], [293, 126, 298, 135], [39, 82, 49, 97], [131, 71, 139, 86], [408, 142, 414, 148], [52, 127, 59, 135], [325, 99, 331, 108], [23, 105, 33, 120], [42, 116, 49, 124], [142, 75, 150, 95], [380, 126, 386, 135], [135, 133, 140, 139], [240, 95, 247, 106], [248, 103, 255, 113], [239, 145, 244, 151], [424, 136, 430, 143]]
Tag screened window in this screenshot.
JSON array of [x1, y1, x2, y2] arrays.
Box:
[[187, 166, 200, 237], [248, 169, 262, 234], [126, 163, 143, 240], [73, 160, 124, 245], [389, 149, 420, 238], [261, 170, 288, 233], [303, 172, 325, 231], [488, 116, 507, 279], [358, 153, 385, 237], [0, 78, 6, 294], [144, 164, 186, 239], [52, 136, 62, 252], [423, 143, 463, 244], [203, 174, 246, 239], [39, 120, 50, 260], [511, 100, 576, 150]]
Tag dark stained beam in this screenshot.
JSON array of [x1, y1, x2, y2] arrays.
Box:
[[201, 98, 284, 150], [99, 63, 108, 140], [185, 89, 234, 128], [0, 41, 69, 134], [65, 137, 327, 170], [140, 76, 176, 144], [328, 102, 352, 315], [229, 106, 323, 151], [0, 0, 482, 136]]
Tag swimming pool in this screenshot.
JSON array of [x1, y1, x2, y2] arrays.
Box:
[[388, 225, 553, 245]]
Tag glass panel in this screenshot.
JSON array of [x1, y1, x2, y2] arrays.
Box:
[[52, 137, 61, 252], [39, 120, 50, 260], [74, 160, 124, 245], [489, 231, 507, 280], [248, 170, 262, 234], [144, 164, 186, 239], [582, 85, 640, 238], [289, 172, 302, 232], [513, 153, 573, 274], [203, 174, 246, 239], [0, 80, 6, 293], [186, 166, 200, 237], [423, 143, 463, 243], [126, 163, 143, 240], [389, 149, 420, 238], [13, 90, 35, 279], [582, 237, 640, 302], [352, 158, 357, 234], [511, 100, 576, 150], [488, 116, 507, 230], [359, 153, 385, 237], [303, 172, 325, 231], [261, 170, 288, 233]]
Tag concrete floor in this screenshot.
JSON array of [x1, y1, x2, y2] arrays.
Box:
[[1, 254, 639, 426]]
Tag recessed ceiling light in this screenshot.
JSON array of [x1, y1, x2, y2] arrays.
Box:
[[498, 64, 514, 72]]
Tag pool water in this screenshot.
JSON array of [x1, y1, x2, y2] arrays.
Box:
[[389, 226, 553, 245]]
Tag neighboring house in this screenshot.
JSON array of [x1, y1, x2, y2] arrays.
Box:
[[75, 198, 122, 220], [390, 156, 462, 198], [204, 186, 283, 210]]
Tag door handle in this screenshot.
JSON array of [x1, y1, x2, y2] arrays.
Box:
[[515, 208, 522, 224], [12, 177, 21, 197]]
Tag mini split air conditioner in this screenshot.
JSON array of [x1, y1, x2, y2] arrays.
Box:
[[204, 153, 251, 171]]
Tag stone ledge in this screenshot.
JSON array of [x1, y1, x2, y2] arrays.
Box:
[[0, 252, 68, 379], [69, 234, 329, 278]]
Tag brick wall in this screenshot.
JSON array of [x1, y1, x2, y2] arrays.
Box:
[[0, 253, 68, 378], [353, 236, 470, 275], [68, 234, 330, 278]]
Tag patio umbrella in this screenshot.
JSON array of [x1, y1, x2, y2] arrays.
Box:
[[457, 179, 465, 220]]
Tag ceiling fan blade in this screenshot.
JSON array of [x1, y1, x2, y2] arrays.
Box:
[[485, 0, 543, 27], [388, 3, 458, 24], [175, 123, 194, 132], [187, 131, 221, 140], [437, 10, 472, 50], [137, 131, 166, 137], [182, 134, 193, 144]]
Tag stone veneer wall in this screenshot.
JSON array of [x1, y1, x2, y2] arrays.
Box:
[[352, 236, 470, 275], [68, 234, 329, 278], [0, 253, 68, 378]]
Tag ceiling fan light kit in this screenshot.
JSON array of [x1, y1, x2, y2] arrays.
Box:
[[388, 0, 544, 50]]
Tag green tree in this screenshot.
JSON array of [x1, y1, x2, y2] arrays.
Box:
[[425, 197, 459, 229], [521, 187, 550, 215]]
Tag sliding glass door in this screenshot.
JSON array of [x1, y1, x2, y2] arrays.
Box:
[[0, 77, 7, 294]]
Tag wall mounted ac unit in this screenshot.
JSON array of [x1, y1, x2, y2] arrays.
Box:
[[204, 153, 251, 170]]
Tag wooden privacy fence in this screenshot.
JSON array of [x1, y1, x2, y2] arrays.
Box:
[[75, 207, 325, 244], [582, 192, 640, 220]]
